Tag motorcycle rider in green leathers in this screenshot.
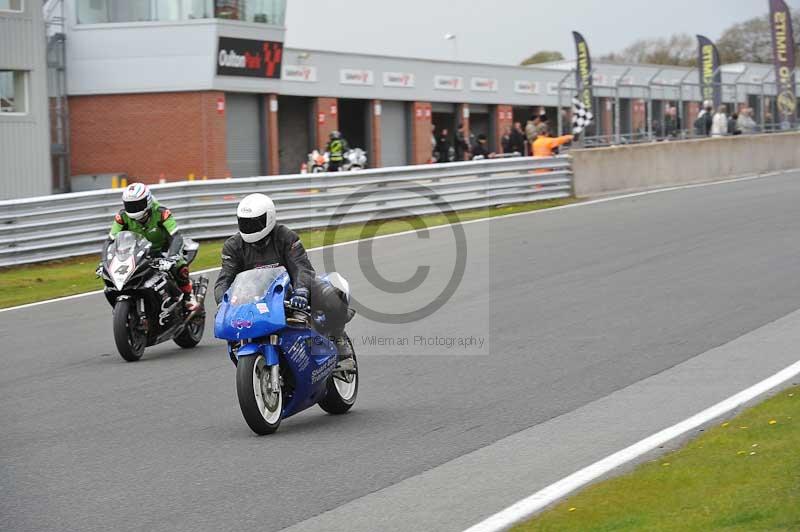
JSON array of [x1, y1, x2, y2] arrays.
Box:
[[106, 182, 198, 310]]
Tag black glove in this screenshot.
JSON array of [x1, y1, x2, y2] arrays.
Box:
[[289, 288, 309, 311]]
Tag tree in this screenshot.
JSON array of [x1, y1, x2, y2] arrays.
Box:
[[599, 33, 696, 66], [592, 9, 799, 66], [717, 10, 800, 64], [521, 51, 564, 65]]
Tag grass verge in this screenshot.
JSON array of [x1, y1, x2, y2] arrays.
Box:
[[514, 385, 800, 532], [0, 198, 574, 309]]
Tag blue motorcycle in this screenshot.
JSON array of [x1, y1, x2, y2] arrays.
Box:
[[215, 267, 358, 435]]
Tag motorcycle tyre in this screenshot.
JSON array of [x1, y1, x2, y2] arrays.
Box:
[[113, 299, 145, 362]]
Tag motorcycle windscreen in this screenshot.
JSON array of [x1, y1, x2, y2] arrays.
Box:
[[215, 267, 288, 341], [107, 231, 149, 290], [228, 267, 287, 306], [112, 231, 139, 261]]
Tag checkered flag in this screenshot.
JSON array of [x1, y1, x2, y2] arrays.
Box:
[[571, 97, 594, 136]]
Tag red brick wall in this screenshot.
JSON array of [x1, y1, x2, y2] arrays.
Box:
[[314, 97, 339, 151], [456, 103, 470, 160], [686, 102, 700, 131], [410, 102, 433, 165], [70, 91, 229, 183], [265, 94, 280, 175], [371, 100, 382, 168], [495, 105, 513, 153], [632, 99, 647, 132]]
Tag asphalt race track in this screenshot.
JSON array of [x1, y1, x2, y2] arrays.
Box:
[[3, 171, 800, 532]]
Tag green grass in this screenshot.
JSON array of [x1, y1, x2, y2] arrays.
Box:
[[0, 198, 574, 309], [515, 386, 800, 532]]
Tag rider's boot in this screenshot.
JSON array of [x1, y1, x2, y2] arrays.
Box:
[[334, 331, 353, 360], [180, 281, 198, 312]]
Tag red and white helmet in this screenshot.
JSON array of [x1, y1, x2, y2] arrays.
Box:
[[121, 183, 153, 221]]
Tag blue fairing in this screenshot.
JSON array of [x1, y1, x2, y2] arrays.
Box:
[[214, 267, 339, 419]]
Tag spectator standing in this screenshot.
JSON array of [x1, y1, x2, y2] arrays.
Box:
[[501, 126, 512, 154], [525, 115, 538, 146], [471, 134, 492, 159], [737, 108, 758, 134], [711, 105, 727, 137], [326, 131, 349, 172], [436, 128, 452, 164], [431, 124, 437, 162], [509, 122, 526, 155], [694, 100, 714, 137], [663, 107, 676, 138], [727, 112, 742, 136]]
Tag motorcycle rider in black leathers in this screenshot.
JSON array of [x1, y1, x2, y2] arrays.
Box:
[[214, 193, 352, 356]]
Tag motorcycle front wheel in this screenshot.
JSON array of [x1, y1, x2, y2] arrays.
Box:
[[113, 299, 146, 362], [236, 355, 282, 435]]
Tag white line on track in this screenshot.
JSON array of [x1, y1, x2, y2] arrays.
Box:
[[0, 169, 792, 315], [463, 357, 800, 532]]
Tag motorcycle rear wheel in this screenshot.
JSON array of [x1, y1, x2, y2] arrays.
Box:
[[319, 335, 358, 415], [113, 299, 146, 362], [236, 355, 282, 435], [173, 313, 205, 348]]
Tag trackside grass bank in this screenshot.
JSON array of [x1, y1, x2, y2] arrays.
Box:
[[515, 386, 800, 532], [0, 198, 574, 309]]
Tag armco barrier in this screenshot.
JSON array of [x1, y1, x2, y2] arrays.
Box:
[[0, 157, 572, 267], [571, 131, 800, 198]]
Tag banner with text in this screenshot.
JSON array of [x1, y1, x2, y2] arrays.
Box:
[[217, 37, 283, 78], [572, 31, 593, 116], [770, 0, 797, 125], [697, 35, 721, 108]]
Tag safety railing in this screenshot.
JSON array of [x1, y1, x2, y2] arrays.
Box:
[[0, 156, 572, 267]]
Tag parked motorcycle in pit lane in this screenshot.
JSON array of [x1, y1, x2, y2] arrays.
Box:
[[98, 231, 209, 362], [307, 150, 329, 173], [342, 148, 368, 171], [215, 267, 358, 435]]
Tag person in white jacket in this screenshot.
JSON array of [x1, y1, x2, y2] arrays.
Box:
[[711, 105, 728, 137]]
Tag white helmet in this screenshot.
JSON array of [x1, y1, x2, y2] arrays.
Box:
[[237, 193, 276, 244], [121, 182, 153, 221]]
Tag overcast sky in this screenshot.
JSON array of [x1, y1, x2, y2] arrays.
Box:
[[284, 0, 773, 65]]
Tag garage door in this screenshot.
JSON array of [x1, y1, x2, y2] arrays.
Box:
[[381, 101, 408, 167], [226, 93, 263, 178]]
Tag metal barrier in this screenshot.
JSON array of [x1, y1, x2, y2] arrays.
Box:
[[0, 156, 572, 267]]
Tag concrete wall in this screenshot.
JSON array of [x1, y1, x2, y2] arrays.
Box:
[[572, 132, 800, 198]]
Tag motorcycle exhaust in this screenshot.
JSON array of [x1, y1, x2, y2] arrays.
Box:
[[180, 276, 209, 326]]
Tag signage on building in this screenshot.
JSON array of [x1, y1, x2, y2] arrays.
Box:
[[217, 37, 283, 78], [514, 80, 539, 94], [547, 82, 560, 95], [434, 75, 463, 91], [282, 64, 318, 82], [340, 69, 375, 86], [471, 77, 498, 92], [383, 72, 416, 88]]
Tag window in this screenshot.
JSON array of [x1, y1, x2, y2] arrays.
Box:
[[0, 0, 23, 12], [77, 0, 213, 23], [215, 0, 285, 25], [0, 70, 27, 114], [75, 0, 284, 24]]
